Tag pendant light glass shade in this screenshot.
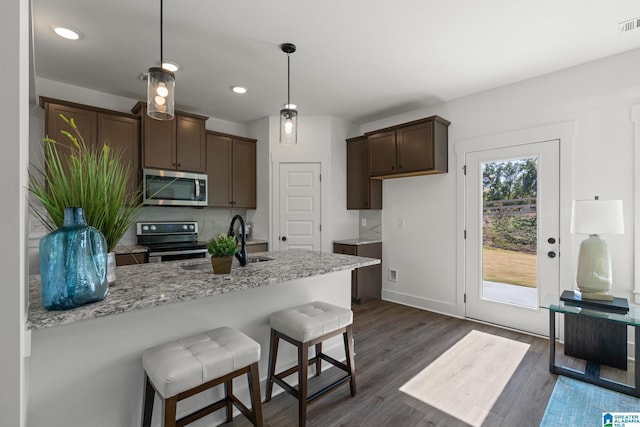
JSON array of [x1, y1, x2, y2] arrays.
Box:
[[147, 67, 175, 120], [279, 43, 297, 145], [147, 0, 174, 121], [280, 108, 298, 145]]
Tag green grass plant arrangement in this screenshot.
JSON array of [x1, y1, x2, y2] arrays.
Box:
[[207, 234, 238, 257], [28, 114, 143, 253]]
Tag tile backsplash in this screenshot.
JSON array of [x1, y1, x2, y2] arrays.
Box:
[[359, 210, 382, 240]]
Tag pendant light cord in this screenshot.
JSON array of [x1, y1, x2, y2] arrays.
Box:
[[287, 53, 291, 108], [160, 0, 164, 65]]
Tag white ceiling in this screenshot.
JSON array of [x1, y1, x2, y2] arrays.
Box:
[[32, 0, 640, 125]]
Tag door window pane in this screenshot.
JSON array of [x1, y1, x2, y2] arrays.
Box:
[[481, 157, 538, 308]]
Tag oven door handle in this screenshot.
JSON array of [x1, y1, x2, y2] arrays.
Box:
[[148, 248, 208, 257]]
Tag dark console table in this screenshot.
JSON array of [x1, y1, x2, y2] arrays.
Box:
[[542, 295, 640, 397]]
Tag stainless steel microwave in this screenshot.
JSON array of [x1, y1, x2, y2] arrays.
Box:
[[142, 168, 208, 207]]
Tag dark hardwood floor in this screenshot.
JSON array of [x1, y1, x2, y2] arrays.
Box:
[[228, 300, 557, 426]]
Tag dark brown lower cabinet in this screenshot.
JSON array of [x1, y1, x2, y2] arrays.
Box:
[[115, 252, 148, 266], [333, 242, 382, 304]]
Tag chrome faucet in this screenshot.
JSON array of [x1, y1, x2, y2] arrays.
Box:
[[227, 215, 248, 267]]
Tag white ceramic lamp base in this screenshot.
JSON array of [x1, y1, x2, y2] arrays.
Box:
[[575, 234, 613, 301]]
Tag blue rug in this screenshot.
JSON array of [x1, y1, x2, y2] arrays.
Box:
[[541, 376, 640, 426]]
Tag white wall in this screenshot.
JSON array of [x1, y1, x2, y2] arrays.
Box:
[[1, 0, 29, 425], [362, 48, 640, 315]]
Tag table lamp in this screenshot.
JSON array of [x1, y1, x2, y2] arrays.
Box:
[[570, 196, 624, 301]]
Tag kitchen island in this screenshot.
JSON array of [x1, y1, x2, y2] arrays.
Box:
[[26, 250, 379, 427]]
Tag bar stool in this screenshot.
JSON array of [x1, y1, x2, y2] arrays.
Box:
[[141, 326, 263, 427], [265, 301, 356, 426]]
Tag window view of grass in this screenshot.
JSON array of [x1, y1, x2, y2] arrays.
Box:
[[482, 157, 538, 289], [482, 246, 537, 288]]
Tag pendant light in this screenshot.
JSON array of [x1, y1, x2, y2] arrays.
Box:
[[147, 0, 175, 120], [280, 43, 297, 145]]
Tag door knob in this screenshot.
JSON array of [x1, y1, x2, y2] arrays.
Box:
[[281, 236, 287, 241], [547, 251, 556, 258]]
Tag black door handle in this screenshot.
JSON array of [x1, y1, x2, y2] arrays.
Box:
[[281, 236, 287, 241], [547, 251, 556, 258]]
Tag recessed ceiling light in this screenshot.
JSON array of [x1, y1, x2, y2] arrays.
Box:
[[284, 103, 297, 109], [232, 86, 248, 94], [162, 61, 179, 72], [53, 27, 80, 40]]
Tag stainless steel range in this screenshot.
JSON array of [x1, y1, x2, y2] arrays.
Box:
[[136, 221, 208, 262]]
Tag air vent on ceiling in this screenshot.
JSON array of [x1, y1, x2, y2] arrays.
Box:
[[619, 17, 640, 33]]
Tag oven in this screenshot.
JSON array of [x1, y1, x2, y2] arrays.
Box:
[[136, 221, 209, 262]]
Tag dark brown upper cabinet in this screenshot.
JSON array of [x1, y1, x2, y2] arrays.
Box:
[[41, 97, 140, 193], [98, 113, 141, 194], [132, 102, 207, 173], [346, 136, 382, 210], [366, 115, 450, 179], [206, 132, 256, 209], [44, 100, 98, 156]]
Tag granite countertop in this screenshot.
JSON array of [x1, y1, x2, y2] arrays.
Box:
[[333, 238, 383, 245], [27, 250, 379, 330]]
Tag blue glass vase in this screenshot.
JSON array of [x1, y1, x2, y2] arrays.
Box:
[[39, 207, 109, 310]]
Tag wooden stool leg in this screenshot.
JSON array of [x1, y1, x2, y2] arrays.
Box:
[[224, 379, 233, 422], [162, 396, 178, 427], [141, 374, 155, 427], [315, 342, 322, 376], [265, 328, 279, 402], [248, 362, 264, 427], [345, 325, 356, 396], [298, 341, 309, 427]]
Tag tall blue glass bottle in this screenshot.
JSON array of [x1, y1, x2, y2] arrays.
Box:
[[39, 207, 109, 310]]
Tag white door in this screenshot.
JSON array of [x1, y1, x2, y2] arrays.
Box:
[[465, 140, 560, 335], [278, 163, 321, 251]]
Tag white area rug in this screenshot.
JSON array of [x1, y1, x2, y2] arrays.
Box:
[[399, 330, 530, 426]]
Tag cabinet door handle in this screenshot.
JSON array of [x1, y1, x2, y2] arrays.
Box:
[[391, 165, 395, 170]]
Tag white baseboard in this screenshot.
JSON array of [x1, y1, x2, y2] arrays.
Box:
[[381, 289, 458, 318]]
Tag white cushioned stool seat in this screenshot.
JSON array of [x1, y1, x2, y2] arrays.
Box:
[[269, 301, 353, 342], [141, 326, 263, 427], [142, 326, 260, 399]]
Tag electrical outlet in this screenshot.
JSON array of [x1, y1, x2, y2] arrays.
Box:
[[389, 268, 398, 282], [361, 218, 367, 227]]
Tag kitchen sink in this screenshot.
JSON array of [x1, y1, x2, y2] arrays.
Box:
[[180, 256, 273, 271], [247, 255, 273, 263], [180, 262, 211, 271]]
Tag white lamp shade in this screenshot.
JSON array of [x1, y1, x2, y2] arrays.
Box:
[[570, 199, 624, 235]]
